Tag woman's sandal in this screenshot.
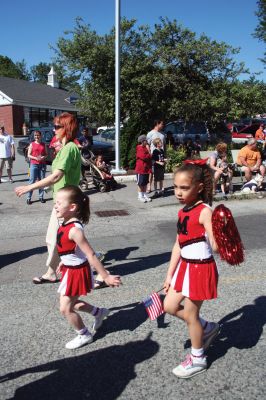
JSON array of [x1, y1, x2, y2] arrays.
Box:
[[94, 280, 108, 290], [32, 276, 60, 284]]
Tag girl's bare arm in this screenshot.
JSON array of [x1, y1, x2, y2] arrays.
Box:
[[199, 207, 218, 252], [70, 227, 121, 287]]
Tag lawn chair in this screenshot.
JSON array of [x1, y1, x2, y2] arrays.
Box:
[[230, 149, 244, 182]]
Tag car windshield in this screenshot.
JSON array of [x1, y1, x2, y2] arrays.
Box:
[[165, 121, 207, 135], [184, 122, 207, 135]]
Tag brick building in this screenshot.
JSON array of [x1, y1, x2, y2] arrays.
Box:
[[0, 68, 79, 135]]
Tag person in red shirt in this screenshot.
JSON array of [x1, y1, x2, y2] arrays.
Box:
[[135, 135, 152, 202], [26, 130, 47, 204], [49, 134, 80, 159]]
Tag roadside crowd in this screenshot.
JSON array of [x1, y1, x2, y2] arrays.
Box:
[[135, 120, 266, 202], [0, 119, 265, 203]]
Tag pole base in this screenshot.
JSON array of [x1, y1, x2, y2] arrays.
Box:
[[111, 168, 127, 175]]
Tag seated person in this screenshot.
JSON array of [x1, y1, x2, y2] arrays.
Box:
[[236, 138, 265, 181], [255, 123, 265, 142], [217, 153, 234, 197], [95, 154, 113, 179], [209, 142, 233, 194]]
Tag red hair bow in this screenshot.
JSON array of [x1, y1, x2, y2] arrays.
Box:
[[183, 158, 208, 166]]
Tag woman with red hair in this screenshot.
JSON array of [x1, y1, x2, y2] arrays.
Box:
[[15, 112, 81, 284]]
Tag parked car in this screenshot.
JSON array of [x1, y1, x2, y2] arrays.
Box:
[[164, 121, 210, 144], [231, 123, 261, 144], [94, 128, 115, 145], [17, 127, 115, 164]]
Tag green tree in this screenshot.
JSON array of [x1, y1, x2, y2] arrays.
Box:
[[254, 0, 266, 65], [30, 61, 80, 90], [30, 62, 51, 83], [53, 17, 255, 166], [0, 55, 30, 79]]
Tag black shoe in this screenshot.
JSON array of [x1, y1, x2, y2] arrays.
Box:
[[26, 199, 32, 205], [151, 192, 160, 199], [40, 199, 46, 203]]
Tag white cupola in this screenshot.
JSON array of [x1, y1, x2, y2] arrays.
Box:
[[47, 66, 59, 88]]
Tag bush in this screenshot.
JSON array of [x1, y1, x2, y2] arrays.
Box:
[[120, 119, 150, 169], [165, 146, 187, 172]]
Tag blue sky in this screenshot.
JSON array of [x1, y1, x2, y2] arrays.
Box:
[[1, 0, 265, 80]]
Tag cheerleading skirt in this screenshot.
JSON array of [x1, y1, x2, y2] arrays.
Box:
[[57, 262, 94, 297], [171, 256, 218, 301]]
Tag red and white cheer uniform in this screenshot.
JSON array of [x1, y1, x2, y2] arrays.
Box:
[[171, 202, 218, 300], [57, 221, 93, 296]]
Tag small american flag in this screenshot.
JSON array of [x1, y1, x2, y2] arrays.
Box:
[[143, 292, 164, 320]]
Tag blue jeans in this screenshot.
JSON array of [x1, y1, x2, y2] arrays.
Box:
[[27, 163, 46, 200]]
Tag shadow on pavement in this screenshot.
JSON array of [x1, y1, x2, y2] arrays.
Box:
[[104, 246, 139, 262], [106, 251, 171, 277], [0, 246, 47, 270], [207, 296, 266, 366], [93, 297, 169, 340], [1, 334, 159, 400]]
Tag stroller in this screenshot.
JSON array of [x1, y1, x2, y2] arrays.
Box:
[[80, 150, 118, 192]]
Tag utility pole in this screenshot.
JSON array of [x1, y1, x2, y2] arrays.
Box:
[[112, 0, 126, 174]]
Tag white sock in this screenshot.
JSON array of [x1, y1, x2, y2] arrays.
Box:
[[138, 192, 144, 198], [191, 347, 205, 361]]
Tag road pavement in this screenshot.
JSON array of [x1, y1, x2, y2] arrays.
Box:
[[0, 148, 265, 399]]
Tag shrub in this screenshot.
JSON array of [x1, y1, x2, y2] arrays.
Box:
[[165, 146, 187, 172], [120, 119, 150, 169]]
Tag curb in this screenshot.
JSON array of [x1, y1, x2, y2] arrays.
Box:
[[113, 173, 174, 183]]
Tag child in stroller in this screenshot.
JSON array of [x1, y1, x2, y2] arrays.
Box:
[[80, 151, 117, 192]]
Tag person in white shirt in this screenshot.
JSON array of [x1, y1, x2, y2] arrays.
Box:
[[146, 119, 165, 192], [0, 125, 15, 183]]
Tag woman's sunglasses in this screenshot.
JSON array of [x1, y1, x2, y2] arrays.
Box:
[[54, 125, 63, 130]]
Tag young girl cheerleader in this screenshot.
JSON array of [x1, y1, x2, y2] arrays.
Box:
[[55, 185, 121, 350], [163, 160, 220, 379]]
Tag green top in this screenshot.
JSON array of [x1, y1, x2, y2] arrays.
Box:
[[52, 141, 81, 199]]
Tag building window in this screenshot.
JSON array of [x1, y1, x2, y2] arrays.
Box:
[[31, 108, 40, 127]]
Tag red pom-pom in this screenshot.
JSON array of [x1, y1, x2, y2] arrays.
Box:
[[212, 204, 244, 266]]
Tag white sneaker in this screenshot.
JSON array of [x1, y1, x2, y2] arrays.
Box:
[[92, 308, 110, 334], [143, 195, 152, 202], [172, 354, 207, 379], [65, 332, 93, 349], [138, 197, 146, 202], [203, 322, 220, 350]]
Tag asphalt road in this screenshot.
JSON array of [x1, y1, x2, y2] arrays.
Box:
[[0, 149, 265, 400]]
